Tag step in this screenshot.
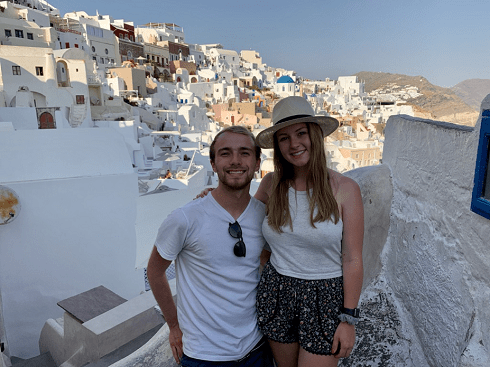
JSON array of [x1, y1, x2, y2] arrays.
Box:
[[11, 352, 56, 367]]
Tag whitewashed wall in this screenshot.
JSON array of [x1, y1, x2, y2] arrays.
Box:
[[343, 100, 490, 366], [382, 110, 489, 366], [0, 128, 144, 359]]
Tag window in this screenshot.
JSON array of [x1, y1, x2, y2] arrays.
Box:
[[105, 48, 108, 55], [76, 95, 85, 104], [36, 66, 43, 76], [27, 33, 33, 40], [65, 42, 70, 48], [12, 66, 21, 75], [5, 29, 11, 37], [91, 45, 96, 52], [74, 44, 78, 48], [15, 29, 23, 38], [471, 109, 490, 219]]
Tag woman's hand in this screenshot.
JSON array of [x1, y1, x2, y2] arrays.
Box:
[[331, 322, 356, 359], [194, 187, 215, 199]]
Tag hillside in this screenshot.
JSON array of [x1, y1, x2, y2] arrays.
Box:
[[354, 72, 478, 126], [451, 79, 490, 111]]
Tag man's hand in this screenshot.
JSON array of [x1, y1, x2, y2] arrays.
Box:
[[331, 322, 355, 359], [168, 323, 183, 364]]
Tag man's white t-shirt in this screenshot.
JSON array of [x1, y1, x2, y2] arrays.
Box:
[[155, 194, 266, 361]]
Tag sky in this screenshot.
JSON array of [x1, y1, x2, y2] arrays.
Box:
[[49, 0, 490, 88]]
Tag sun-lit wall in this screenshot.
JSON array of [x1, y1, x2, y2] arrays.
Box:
[[363, 106, 489, 365]]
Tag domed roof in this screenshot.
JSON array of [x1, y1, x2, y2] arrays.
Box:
[[277, 75, 294, 83]]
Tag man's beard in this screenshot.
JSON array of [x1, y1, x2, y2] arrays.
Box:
[[217, 169, 254, 191]]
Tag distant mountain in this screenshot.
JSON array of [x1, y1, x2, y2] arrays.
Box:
[[451, 79, 490, 111], [354, 71, 478, 126]]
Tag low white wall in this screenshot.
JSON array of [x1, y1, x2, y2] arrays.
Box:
[[343, 164, 392, 288], [0, 107, 38, 130], [0, 128, 144, 358]]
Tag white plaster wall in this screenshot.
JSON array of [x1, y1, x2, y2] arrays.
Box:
[[187, 82, 215, 100], [0, 107, 38, 129], [381, 113, 490, 366], [0, 128, 144, 359]]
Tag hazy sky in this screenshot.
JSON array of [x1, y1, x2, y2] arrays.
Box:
[[49, 0, 490, 88]]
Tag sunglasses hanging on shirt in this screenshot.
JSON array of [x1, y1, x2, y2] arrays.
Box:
[[228, 221, 246, 257]]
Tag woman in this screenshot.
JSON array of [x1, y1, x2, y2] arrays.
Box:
[[253, 96, 364, 367], [199, 96, 364, 366]]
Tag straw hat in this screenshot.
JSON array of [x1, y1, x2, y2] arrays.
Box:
[[256, 96, 339, 149]]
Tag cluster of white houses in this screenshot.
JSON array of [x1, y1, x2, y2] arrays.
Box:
[[0, 0, 421, 175]]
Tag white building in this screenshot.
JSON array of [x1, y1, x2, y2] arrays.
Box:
[[240, 50, 263, 69], [51, 15, 89, 52], [178, 104, 210, 132], [338, 76, 364, 95], [135, 22, 185, 45], [0, 0, 57, 49], [274, 75, 297, 97], [208, 48, 239, 70], [64, 11, 121, 67], [0, 46, 95, 128], [188, 43, 207, 67]]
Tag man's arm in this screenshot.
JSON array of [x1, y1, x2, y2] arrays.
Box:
[[147, 246, 183, 364]]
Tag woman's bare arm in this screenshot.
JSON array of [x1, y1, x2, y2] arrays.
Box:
[[254, 172, 273, 204]]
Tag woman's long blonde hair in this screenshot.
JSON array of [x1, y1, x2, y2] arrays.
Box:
[[266, 122, 340, 232]]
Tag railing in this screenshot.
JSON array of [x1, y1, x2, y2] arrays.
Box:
[[87, 75, 101, 85]]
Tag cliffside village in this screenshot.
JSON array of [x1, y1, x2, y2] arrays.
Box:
[[0, 0, 418, 175]]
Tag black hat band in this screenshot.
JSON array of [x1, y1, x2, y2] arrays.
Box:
[[275, 114, 311, 126]]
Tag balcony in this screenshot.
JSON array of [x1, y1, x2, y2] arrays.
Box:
[[87, 75, 101, 85]]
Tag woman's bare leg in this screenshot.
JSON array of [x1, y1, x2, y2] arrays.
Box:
[[268, 339, 300, 367], [298, 347, 338, 367]]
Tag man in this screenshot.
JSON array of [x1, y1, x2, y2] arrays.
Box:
[[147, 126, 274, 367]]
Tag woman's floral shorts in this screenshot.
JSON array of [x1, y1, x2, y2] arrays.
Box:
[[256, 261, 343, 355]]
